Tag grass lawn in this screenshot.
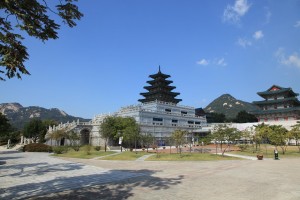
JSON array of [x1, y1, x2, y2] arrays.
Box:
[[146, 152, 242, 161], [52, 149, 115, 159], [230, 145, 300, 159], [100, 151, 150, 161]]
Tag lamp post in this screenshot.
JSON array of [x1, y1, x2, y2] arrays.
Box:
[[118, 131, 123, 152]]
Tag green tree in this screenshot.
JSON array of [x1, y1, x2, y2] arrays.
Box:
[[255, 123, 271, 155], [268, 125, 288, 154], [0, 0, 83, 80], [66, 130, 80, 150], [289, 122, 300, 152], [212, 124, 240, 156], [99, 116, 116, 152], [207, 113, 226, 123], [99, 116, 140, 151], [0, 112, 12, 142], [171, 129, 187, 155], [23, 118, 47, 143], [234, 110, 258, 123], [140, 133, 154, 152]]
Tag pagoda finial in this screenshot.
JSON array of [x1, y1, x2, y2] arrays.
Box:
[[158, 65, 161, 73]]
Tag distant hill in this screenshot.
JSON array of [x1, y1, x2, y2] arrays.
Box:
[[204, 94, 258, 119], [0, 103, 89, 130]]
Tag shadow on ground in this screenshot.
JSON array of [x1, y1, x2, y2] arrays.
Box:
[[1, 169, 183, 200]]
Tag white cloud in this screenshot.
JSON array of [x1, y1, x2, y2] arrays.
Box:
[[275, 48, 300, 69], [237, 38, 252, 47], [216, 58, 227, 66], [196, 59, 209, 66], [294, 21, 300, 28], [223, 0, 251, 24], [197, 58, 227, 66], [253, 30, 264, 40]]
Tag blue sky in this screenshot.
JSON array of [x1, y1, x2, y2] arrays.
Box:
[[1, 0, 300, 118]]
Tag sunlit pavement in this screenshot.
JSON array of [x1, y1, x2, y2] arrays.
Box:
[[1, 150, 300, 200]]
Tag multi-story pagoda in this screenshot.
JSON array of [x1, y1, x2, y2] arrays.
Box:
[[139, 66, 182, 104], [252, 85, 300, 122]]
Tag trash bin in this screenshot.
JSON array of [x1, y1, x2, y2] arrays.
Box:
[[274, 149, 279, 160]]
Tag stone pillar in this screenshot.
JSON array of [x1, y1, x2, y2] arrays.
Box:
[[20, 136, 24, 145]]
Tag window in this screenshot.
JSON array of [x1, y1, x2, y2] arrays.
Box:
[[181, 111, 187, 115], [165, 109, 171, 112], [172, 119, 178, 123], [195, 121, 201, 125], [188, 121, 194, 124], [153, 118, 163, 122]]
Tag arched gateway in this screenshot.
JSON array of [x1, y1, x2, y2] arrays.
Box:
[[80, 129, 90, 145]]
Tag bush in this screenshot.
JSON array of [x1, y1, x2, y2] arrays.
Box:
[[238, 144, 249, 152], [24, 143, 52, 152], [94, 146, 101, 151], [82, 145, 92, 155], [72, 145, 80, 152], [53, 146, 68, 154]]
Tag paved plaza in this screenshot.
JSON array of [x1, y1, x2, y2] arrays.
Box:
[[1, 150, 300, 200]]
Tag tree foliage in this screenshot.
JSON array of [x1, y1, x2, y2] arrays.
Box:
[[171, 129, 187, 155], [289, 122, 300, 152], [23, 118, 47, 142], [0, 0, 83, 80], [99, 116, 140, 151], [268, 125, 288, 154], [234, 110, 258, 123], [212, 124, 241, 156], [0, 112, 13, 142], [207, 112, 226, 123]]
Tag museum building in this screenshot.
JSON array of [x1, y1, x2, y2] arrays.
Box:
[[46, 67, 209, 146]]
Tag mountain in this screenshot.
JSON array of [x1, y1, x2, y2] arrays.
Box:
[[204, 94, 258, 119], [0, 103, 89, 130]]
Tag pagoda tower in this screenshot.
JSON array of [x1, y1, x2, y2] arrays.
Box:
[[138, 66, 182, 104], [252, 85, 300, 121]]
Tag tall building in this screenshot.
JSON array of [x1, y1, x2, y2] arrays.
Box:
[[252, 85, 300, 122], [117, 67, 208, 145]]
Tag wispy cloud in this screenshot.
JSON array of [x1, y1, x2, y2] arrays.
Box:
[[275, 48, 300, 69], [294, 21, 300, 28], [196, 59, 209, 66], [223, 0, 251, 24], [237, 38, 252, 47], [264, 7, 272, 24], [196, 58, 227, 66], [253, 30, 264, 40]]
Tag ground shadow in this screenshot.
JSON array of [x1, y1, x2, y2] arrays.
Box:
[[0, 162, 84, 177], [1, 169, 184, 200]]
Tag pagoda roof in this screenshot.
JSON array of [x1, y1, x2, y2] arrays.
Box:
[[257, 85, 299, 97], [146, 79, 173, 85], [139, 97, 182, 104], [140, 90, 180, 97], [149, 66, 171, 79], [251, 107, 300, 115], [253, 97, 300, 105], [139, 66, 182, 104], [144, 85, 176, 91]]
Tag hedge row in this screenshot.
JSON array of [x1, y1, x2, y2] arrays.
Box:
[[23, 143, 52, 152]]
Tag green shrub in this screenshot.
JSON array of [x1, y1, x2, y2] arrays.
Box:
[[94, 146, 101, 151], [82, 145, 92, 155], [72, 145, 80, 152], [238, 144, 249, 152], [24, 143, 52, 152], [53, 146, 68, 154]]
